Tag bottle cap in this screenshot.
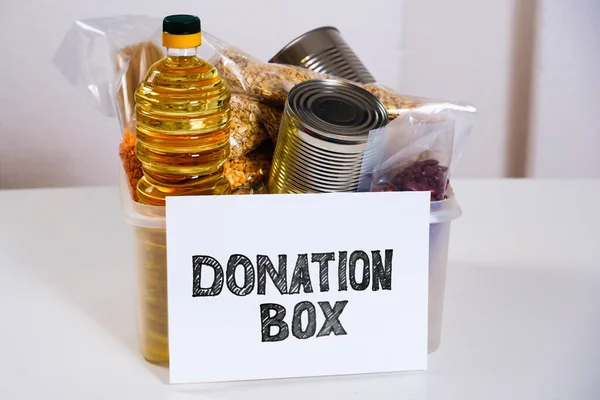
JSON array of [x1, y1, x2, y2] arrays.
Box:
[[162, 15, 202, 48]]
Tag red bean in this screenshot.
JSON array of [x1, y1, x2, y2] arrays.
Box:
[[423, 166, 436, 177], [423, 160, 439, 167], [404, 182, 419, 191], [371, 159, 450, 201]]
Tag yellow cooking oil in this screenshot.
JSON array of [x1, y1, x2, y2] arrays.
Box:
[[135, 14, 231, 206], [132, 15, 231, 365]]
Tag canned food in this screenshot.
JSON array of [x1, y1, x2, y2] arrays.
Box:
[[268, 80, 388, 194], [269, 27, 376, 85]]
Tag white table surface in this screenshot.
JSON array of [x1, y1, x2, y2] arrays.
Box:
[[1, 179, 599, 399]]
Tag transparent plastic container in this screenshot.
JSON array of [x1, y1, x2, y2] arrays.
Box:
[[428, 190, 462, 352], [120, 172, 461, 363], [121, 173, 168, 364]]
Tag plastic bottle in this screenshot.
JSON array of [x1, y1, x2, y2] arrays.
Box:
[[135, 14, 231, 206], [132, 14, 231, 366]]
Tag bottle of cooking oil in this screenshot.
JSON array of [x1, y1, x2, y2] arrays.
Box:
[[132, 15, 231, 366], [135, 14, 231, 206]]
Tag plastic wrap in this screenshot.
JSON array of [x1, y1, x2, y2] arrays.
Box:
[[230, 95, 281, 158], [224, 141, 274, 191], [358, 109, 473, 200], [53, 16, 164, 132], [206, 33, 326, 105]]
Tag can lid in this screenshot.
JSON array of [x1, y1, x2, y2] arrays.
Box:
[[162, 15, 202, 48], [287, 80, 388, 143]]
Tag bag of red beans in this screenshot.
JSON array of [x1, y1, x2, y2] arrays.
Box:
[[358, 109, 471, 201]]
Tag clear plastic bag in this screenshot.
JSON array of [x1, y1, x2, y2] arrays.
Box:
[[363, 84, 426, 118], [224, 141, 274, 191], [361, 85, 477, 168], [53, 16, 164, 132], [206, 33, 327, 106], [257, 104, 283, 141], [230, 95, 283, 158], [358, 108, 474, 200]]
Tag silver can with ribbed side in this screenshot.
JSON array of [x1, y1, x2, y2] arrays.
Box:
[[269, 27, 376, 85], [268, 80, 388, 194]]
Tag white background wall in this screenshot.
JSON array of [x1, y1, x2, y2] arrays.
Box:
[[0, 0, 598, 189], [402, 0, 521, 178], [528, 0, 600, 178], [402, 0, 600, 179]]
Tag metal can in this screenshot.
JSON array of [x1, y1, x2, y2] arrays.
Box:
[[268, 80, 388, 194], [269, 27, 376, 85]]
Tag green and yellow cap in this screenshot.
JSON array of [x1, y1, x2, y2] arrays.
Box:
[[162, 15, 202, 48]]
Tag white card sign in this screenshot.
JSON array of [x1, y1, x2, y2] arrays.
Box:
[[166, 191, 430, 384]]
